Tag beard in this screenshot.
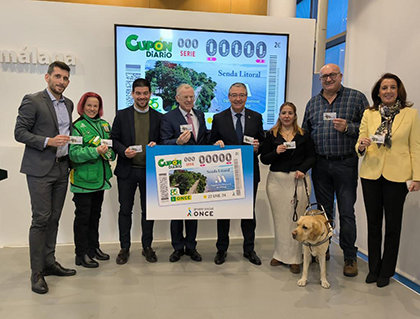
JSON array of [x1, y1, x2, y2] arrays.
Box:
[[134, 99, 149, 109]]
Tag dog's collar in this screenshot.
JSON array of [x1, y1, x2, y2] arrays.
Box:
[[302, 231, 332, 250]]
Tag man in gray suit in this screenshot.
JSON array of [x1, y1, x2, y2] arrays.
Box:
[[15, 61, 76, 294]]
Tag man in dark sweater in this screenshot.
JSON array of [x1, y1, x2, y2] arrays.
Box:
[[111, 78, 163, 264]]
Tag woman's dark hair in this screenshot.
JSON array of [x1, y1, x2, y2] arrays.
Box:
[[371, 73, 412, 110], [269, 102, 304, 137]]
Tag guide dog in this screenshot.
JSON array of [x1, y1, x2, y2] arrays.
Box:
[[292, 206, 332, 289]]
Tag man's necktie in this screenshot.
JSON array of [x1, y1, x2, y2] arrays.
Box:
[[235, 113, 243, 144], [186, 113, 197, 141]]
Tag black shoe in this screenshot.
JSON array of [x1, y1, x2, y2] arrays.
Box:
[[142, 247, 157, 263], [42, 262, 76, 277], [89, 248, 110, 261], [76, 254, 99, 268], [214, 250, 227, 265], [377, 276, 390, 288], [186, 249, 202, 262], [169, 249, 184, 262], [243, 251, 262, 265], [365, 272, 378, 284], [31, 272, 48, 294], [116, 248, 130, 265]]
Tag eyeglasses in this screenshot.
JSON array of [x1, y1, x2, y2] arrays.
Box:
[[229, 93, 247, 98], [319, 72, 340, 81], [179, 95, 195, 101]]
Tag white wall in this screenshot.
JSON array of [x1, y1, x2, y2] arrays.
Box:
[[0, 1, 315, 249], [346, 0, 420, 284]]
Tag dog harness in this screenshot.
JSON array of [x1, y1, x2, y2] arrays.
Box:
[[301, 203, 334, 252]]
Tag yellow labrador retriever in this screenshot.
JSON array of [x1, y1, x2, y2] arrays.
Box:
[[292, 210, 332, 289]]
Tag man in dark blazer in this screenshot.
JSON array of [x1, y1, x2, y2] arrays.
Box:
[[14, 61, 76, 294], [160, 84, 209, 262], [111, 78, 163, 265], [210, 82, 265, 265]]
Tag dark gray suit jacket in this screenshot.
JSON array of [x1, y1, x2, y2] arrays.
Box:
[[14, 89, 74, 177], [210, 108, 265, 184], [160, 107, 209, 145]]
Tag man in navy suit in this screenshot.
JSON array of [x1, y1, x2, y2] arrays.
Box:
[[210, 82, 265, 265], [15, 61, 76, 294], [111, 78, 163, 265], [160, 84, 209, 262]]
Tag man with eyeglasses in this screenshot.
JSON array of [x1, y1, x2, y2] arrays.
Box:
[[302, 63, 369, 277], [160, 84, 209, 262], [210, 82, 265, 265]]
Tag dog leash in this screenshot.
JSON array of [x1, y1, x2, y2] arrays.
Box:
[[292, 177, 310, 222]]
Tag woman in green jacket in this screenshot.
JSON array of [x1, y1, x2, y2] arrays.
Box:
[[69, 92, 115, 268]]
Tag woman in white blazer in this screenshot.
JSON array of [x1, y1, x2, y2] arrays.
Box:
[[356, 73, 420, 287]]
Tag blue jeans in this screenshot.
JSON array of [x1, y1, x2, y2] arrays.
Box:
[[312, 155, 358, 260]]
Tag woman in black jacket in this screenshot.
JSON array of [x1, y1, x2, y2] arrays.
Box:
[[261, 102, 316, 274]]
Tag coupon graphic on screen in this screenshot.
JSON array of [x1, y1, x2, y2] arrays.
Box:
[[115, 25, 288, 130], [155, 149, 245, 206]]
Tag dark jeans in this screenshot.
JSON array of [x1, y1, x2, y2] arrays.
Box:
[[216, 182, 258, 253], [117, 167, 154, 249], [72, 191, 104, 256], [312, 155, 358, 260], [26, 161, 69, 272], [361, 177, 408, 278], [171, 220, 198, 250]]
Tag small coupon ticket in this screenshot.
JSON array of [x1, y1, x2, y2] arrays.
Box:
[[69, 136, 83, 145], [283, 141, 296, 149], [180, 124, 193, 132], [129, 145, 143, 153], [101, 139, 113, 147], [370, 134, 384, 144], [323, 112, 337, 120], [243, 135, 254, 144], [406, 180, 413, 190]]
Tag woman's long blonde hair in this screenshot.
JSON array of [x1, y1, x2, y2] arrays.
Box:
[[269, 102, 304, 137]]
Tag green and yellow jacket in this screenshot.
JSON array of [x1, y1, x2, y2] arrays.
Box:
[[69, 114, 116, 193]]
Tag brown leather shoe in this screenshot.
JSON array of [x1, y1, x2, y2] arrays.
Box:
[[343, 259, 358, 277], [270, 258, 282, 267], [290, 264, 301, 274]]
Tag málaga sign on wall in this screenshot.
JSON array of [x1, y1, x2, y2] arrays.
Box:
[[0, 46, 76, 66]]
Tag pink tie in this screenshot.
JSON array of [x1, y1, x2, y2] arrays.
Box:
[[186, 113, 197, 141]]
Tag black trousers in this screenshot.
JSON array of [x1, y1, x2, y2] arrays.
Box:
[[26, 161, 69, 272], [361, 176, 408, 278], [216, 182, 258, 253], [117, 167, 154, 249], [171, 220, 198, 250], [72, 191, 104, 256]]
